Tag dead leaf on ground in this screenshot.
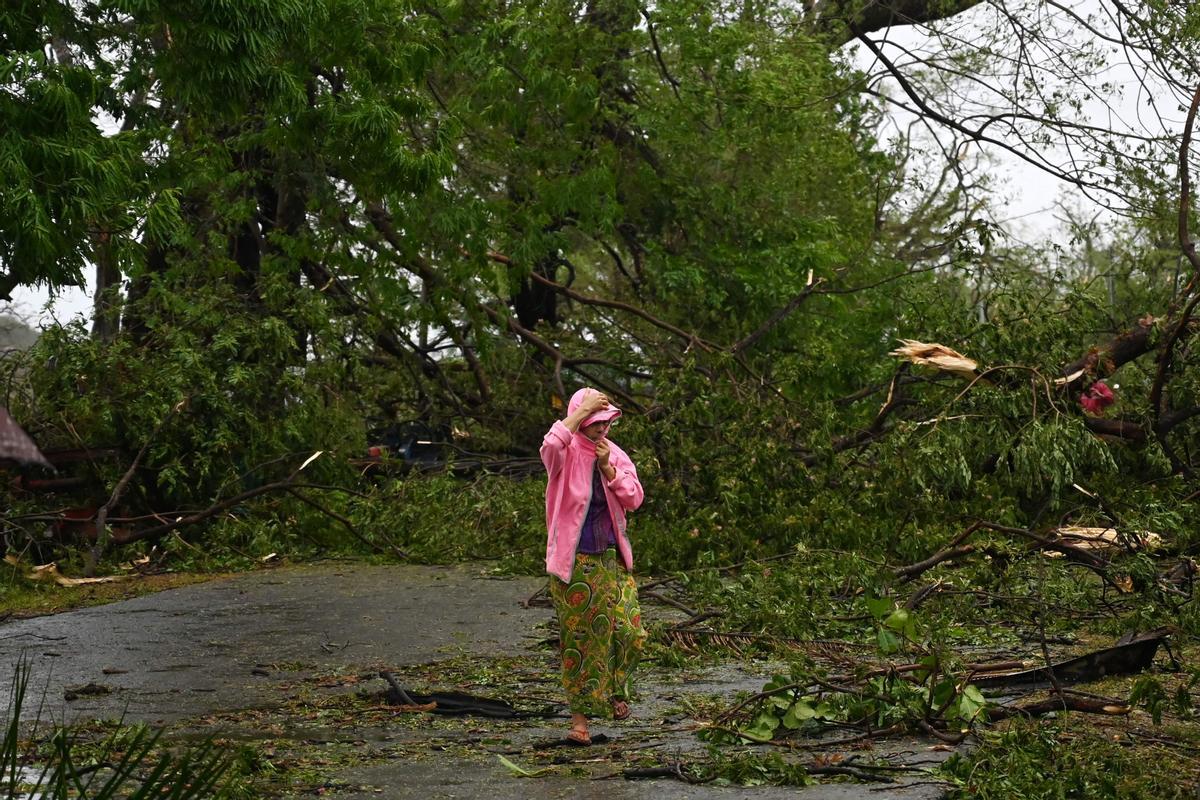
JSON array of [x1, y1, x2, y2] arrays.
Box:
[[397, 702, 438, 713], [64, 683, 111, 701]]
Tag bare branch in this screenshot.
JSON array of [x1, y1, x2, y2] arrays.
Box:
[[1178, 83, 1200, 274], [732, 274, 825, 354]]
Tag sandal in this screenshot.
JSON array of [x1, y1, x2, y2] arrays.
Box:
[[566, 727, 592, 746], [612, 699, 631, 720]]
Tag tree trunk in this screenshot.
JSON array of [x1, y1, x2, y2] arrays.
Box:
[[91, 236, 121, 342]]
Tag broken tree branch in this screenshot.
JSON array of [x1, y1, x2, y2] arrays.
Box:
[[483, 250, 715, 352], [107, 480, 362, 546], [477, 303, 645, 411], [895, 545, 977, 583], [88, 399, 186, 574], [640, 6, 682, 101], [1059, 315, 1158, 388], [641, 589, 698, 616], [1178, 83, 1200, 275], [894, 519, 1117, 595], [986, 690, 1130, 721], [286, 487, 406, 559], [731, 272, 826, 355]]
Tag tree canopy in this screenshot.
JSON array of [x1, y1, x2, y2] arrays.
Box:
[[1, 0, 1199, 553]]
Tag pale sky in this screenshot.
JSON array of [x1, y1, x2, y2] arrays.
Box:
[[848, 0, 1185, 247]]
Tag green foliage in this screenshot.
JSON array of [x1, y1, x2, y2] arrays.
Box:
[[943, 719, 1196, 799], [2, 2, 1200, 676], [719, 604, 991, 746], [1130, 675, 1169, 726], [348, 475, 544, 569], [0, 2, 160, 294], [700, 749, 814, 787], [0, 0, 894, 572], [25, 295, 362, 511]]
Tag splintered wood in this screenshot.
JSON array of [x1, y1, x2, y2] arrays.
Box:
[[1048, 526, 1162, 555], [4, 554, 133, 586], [889, 340, 979, 379]]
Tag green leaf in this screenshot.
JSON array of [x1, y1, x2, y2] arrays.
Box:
[[932, 679, 957, 709], [738, 723, 777, 743], [782, 700, 816, 729], [496, 755, 548, 778], [955, 684, 987, 722], [883, 608, 910, 632], [865, 597, 893, 619], [763, 674, 792, 692]]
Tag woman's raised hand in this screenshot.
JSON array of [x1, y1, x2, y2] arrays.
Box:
[[595, 437, 616, 479], [595, 437, 611, 467], [580, 389, 610, 415], [561, 388, 612, 434]]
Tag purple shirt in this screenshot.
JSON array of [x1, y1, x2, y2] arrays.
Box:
[[576, 465, 616, 554]]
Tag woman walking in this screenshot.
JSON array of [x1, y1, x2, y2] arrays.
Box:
[[541, 387, 647, 745]]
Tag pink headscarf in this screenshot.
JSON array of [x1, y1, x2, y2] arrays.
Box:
[[567, 388, 621, 427]]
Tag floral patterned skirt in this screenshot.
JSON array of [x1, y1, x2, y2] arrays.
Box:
[[549, 548, 646, 718]]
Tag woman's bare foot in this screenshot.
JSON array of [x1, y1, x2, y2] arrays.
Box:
[[567, 713, 591, 745]]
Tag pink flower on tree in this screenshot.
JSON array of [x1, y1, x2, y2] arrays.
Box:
[[1080, 380, 1115, 415]]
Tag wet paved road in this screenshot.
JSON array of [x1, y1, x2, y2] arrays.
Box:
[[0, 563, 545, 723], [0, 562, 953, 798]]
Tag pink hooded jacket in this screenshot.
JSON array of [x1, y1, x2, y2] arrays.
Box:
[[541, 406, 644, 583]]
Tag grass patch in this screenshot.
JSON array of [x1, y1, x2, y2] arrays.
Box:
[[0, 570, 227, 619]]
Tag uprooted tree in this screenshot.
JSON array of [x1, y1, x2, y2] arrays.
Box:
[[2, 0, 1200, 572]]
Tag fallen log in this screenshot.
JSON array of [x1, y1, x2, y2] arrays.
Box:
[[987, 690, 1130, 721]]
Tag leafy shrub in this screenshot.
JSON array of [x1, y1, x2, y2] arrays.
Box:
[[943, 720, 1195, 799]]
